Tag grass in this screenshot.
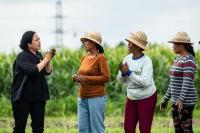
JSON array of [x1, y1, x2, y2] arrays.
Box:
[[0, 116, 200, 133]]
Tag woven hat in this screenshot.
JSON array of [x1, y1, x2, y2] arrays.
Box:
[[80, 32, 104, 53], [168, 32, 193, 44], [125, 31, 148, 50]]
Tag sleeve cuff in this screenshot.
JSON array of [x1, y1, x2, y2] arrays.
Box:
[[126, 69, 132, 76], [163, 96, 170, 101], [45, 70, 52, 75]]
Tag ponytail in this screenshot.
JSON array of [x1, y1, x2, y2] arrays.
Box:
[[185, 45, 195, 57]]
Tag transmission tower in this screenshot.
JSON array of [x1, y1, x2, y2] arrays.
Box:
[[55, 0, 64, 46]]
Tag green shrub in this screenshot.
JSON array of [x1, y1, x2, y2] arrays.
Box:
[[0, 44, 199, 117]]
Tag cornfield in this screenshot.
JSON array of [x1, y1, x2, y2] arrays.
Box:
[[0, 44, 200, 116]]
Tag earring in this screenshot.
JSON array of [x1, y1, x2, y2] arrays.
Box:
[[28, 43, 31, 47]]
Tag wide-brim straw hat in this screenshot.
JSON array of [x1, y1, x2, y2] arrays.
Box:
[[80, 32, 104, 53], [125, 31, 148, 50], [168, 32, 193, 44]]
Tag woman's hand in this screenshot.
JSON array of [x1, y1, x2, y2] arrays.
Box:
[[37, 49, 56, 72], [119, 62, 128, 74], [175, 100, 183, 112], [44, 52, 53, 62], [44, 48, 56, 62], [37, 52, 53, 72], [72, 74, 86, 83], [76, 75, 86, 82], [160, 99, 168, 111], [49, 48, 56, 58], [72, 74, 78, 82]]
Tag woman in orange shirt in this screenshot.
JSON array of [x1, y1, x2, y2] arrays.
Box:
[[73, 32, 110, 133]]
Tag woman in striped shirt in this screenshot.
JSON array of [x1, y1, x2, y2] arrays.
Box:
[[160, 32, 198, 133]]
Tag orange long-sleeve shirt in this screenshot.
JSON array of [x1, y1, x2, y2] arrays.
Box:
[[78, 53, 110, 98]]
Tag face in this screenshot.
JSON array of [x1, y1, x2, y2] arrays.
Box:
[[172, 43, 185, 54], [128, 42, 141, 53], [83, 39, 96, 52], [28, 33, 41, 52]]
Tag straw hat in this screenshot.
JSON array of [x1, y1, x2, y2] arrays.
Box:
[[168, 32, 193, 44], [125, 31, 148, 50], [80, 32, 104, 53]]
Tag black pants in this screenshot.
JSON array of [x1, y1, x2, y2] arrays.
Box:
[[172, 104, 194, 133], [12, 101, 46, 133]]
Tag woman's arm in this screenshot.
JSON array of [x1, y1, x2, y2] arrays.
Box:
[[37, 53, 52, 72], [178, 59, 196, 102], [117, 70, 127, 83], [45, 62, 52, 74], [16, 52, 52, 75]]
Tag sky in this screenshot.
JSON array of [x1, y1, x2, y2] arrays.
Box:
[[0, 0, 200, 53]]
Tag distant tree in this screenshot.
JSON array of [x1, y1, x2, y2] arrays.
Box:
[[116, 41, 126, 48]]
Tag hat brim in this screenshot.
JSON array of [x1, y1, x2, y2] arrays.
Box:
[[80, 37, 104, 53], [168, 41, 193, 44], [125, 38, 146, 50], [80, 37, 101, 45]]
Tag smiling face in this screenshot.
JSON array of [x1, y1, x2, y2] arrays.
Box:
[[28, 33, 41, 52]]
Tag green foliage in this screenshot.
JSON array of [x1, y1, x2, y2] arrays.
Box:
[[46, 49, 84, 98], [0, 44, 200, 117], [0, 95, 12, 117], [0, 52, 16, 96], [45, 96, 77, 117], [146, 45, 175, 94]]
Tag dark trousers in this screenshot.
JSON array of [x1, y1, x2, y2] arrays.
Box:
[[172, 104, 194, 133], [12, 101, 46, 133], [124, 92, 157, 133]]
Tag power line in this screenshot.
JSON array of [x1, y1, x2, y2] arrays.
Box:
[[55, 0, 64, 46]]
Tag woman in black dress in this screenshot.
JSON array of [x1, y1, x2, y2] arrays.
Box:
[[11, 31, 55, 133]]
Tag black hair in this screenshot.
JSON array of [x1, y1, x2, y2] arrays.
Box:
[[96, 44, 104, 53], [185, 45, 195, 57], [19, 31, 36, 50], [140, 48, 144, 52]]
